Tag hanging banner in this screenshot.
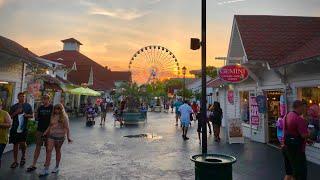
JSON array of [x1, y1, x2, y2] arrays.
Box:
[[250, 96, 260, 126], [228, 118, 245, 144], [256, 95, 267, 113], [218, 65, 249, 83], [28, 82, 41, 97], [227, 90, 234, 104]]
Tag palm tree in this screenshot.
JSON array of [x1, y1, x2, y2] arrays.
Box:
[[117, 82, 142, 112]]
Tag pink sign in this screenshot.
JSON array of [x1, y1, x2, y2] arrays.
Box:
[[250, 96, 259, 126], [227, 91, 234, 104], [219, 65, 249, 83]]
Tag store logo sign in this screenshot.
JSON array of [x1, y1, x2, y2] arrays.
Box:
[[218, 65, 249, 83]]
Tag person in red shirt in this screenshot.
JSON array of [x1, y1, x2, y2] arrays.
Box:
[[282, 100, 312, 180]]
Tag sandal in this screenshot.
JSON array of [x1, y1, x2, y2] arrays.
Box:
[[20, 158, 26, 167], [10, 162, 19, 169], [26, 166, 37, 172]]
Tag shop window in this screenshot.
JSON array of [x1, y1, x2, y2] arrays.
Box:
[[0, 82, 14, 111], [298, 87, 320, 143], [239, 91, 249, 124]]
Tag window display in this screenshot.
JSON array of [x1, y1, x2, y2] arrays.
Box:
[[239, 91, 249, 123], [298, 87, 320, 143], [267, 91, 283, 146]]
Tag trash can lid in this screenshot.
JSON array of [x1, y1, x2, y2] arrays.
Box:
[[190, 154, 236, 164]]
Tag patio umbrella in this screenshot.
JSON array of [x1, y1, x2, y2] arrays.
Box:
[[68, 87, 101, 96]]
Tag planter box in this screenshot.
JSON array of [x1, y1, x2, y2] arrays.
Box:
[[122, 112, 146, 124], [154, 106, 162, 112]]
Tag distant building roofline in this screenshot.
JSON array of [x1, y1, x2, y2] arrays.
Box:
[[61, 38, 83, 45]]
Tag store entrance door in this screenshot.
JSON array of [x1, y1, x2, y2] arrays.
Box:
[[266, 90, 284, 147]]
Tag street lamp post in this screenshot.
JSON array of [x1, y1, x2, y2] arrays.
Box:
[[190, 0, 207, 154], [200, 0, 207, 154], [190, 1, 237, 178], [182, 66, 187, 101]]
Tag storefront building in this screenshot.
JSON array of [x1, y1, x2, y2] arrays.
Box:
[[216, 15, 320, 164], [0, 36, 48, 111]]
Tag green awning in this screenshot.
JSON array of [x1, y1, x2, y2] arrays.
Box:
[[68, 87, 101, 96]]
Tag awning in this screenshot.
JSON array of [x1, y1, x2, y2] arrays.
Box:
[[44, 82, 63, 92], [68, 87, 101, 96], [207, 78, 225, 88], [34, 75, 64, 92]]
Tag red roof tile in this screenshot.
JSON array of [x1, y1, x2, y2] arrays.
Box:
[[109, 71, 132, 82], [235, 15, 320, 67], [41, 50, 131, 91], [0, 36, 46, 66]]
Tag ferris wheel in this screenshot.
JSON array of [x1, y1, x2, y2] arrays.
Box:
[[129, 45, 180, 84]]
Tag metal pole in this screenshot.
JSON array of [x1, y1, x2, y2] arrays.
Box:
[[201, 0, 207, 154]]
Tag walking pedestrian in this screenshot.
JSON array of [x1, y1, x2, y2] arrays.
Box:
[[39, 103, 72, 176], [171, 100, 174, 113], [0, 101, 12, 168], [26, 94, 53, 172], [191, 101, 199, 120], [9, 92, 33, 168], [178, 100, 193, 140], [100, 101, 107, 126], [282, 100, 313, 180], [207, 105, 213, 135], [174, 98, 183, 126], [212, 102, 223, 142]]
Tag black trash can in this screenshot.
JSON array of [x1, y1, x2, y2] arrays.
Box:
[[190, 154, 236, 180]]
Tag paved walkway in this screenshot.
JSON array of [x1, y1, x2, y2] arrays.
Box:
[[0, 112, 319, 180]]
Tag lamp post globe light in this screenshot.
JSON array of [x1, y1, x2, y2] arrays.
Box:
[[182, 66, 187, 101]]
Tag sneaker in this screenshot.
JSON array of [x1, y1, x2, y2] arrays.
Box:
[[39, 168, 49, 176], [52, 167, 60, 173]]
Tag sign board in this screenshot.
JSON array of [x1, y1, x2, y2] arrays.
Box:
[[228, 118, 245, 144], [250, 96, 260, 126], [218, 65, 249, 83]]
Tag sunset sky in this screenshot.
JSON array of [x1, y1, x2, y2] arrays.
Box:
[[0, 0, 319, 72]]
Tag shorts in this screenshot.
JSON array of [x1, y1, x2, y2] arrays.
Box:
[[48, 135, 65, 142], [0, 144, 6, 160], [9, 132, 27, 144], [282, 147, 307, 180], [35, 131, 47, 146], [175, 111, 181, 118], [181, 120, 190, 127], [101, 111, 107, 118]]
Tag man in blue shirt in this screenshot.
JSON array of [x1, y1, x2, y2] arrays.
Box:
[[178, 100, 193, 140]]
